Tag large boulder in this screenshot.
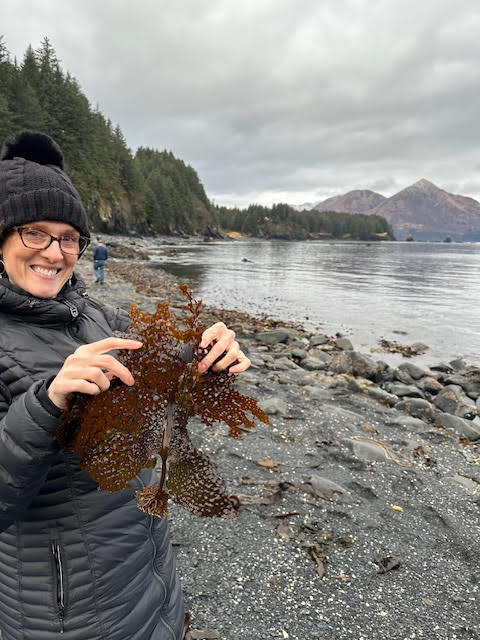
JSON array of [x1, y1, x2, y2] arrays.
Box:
[[432, 385, 477, 419], [329, 351, 377, 380]]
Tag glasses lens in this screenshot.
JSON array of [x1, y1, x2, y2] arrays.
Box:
[[21, 229, 50, 248], [59, 235, 81, 254]]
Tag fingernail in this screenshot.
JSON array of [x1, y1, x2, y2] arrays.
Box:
[[198, 362, 207, 372]]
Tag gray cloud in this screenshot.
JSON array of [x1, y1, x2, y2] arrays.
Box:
[[2, 0, 480, 207]]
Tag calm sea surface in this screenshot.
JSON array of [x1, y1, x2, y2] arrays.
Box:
[[146, 239, 480, 366]]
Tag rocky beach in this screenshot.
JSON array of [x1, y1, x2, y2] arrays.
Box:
[[75, 244, 480, 640]]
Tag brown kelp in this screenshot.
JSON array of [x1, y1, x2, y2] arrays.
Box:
[[58, 286, 269, 518]]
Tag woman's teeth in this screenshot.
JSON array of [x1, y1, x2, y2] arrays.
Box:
[[32, 266, 59, 276]]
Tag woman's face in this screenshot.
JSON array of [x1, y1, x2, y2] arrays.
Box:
[[0, 220, 79, 299]]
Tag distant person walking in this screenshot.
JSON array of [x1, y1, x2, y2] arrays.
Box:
[[93, 236, 108, 284]]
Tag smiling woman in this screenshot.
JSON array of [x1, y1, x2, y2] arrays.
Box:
[[0, 131, 250, 640]]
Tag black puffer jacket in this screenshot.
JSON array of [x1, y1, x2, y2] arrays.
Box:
[[0, 275, 184, 640]]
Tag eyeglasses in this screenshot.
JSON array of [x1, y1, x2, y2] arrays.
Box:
[[14, 227, 90, 256]]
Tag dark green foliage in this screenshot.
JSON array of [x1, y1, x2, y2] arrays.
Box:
[[216, 203, 395, 240], [135, 147, 220, 235]]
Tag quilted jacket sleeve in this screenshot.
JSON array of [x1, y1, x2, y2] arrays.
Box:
[[0, 380, 62, 532]]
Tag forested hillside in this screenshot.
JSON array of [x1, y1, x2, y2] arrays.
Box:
[[0, 37, 394, 240], [217, 203, 394, 240]]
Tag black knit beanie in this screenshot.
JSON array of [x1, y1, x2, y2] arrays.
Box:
[[0, 130, 90, 238]]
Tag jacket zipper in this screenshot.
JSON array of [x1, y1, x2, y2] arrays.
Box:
[[63, 299, 79, 318], [51, 541, 66, 633], [137, 477, 176, 640]]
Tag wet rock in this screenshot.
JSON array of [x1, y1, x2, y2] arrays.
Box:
[[329, 351, 377, 380], [445, 474, 480, 494], [309, 332, 329, 346], [350, 438, 393, 463], [363, 386, 398, 407], [443, 370, 480, 400], [300, 356, 327, 371], [255, 328, 301, 345], [248, 356, 266, 369], [389, 415, 428, 431], [397, 362, 429, 380], [302, 387, 332, 402], [432, 385, 477, 419], [290, 347, 309, 360], [449, 358, 468, 372], [434, 413, 480, 441], [395, 398, 438, 421], [301, 475, 353, 502], [418, 376, 443, 394], [259, 396, 288, 415], [335, 337, 354, 351], [393, 367, 414, 385], [308, 348, 332, 364], [270, 357, 302, 371], [375, 360, 395, 384], [384, 382, 425, 399]]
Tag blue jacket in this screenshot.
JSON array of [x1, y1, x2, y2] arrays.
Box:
[[0, 275, 184, 639], [93, 244, 108, 261]]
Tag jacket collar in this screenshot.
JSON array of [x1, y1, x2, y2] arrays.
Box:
[[0, 272, 88, 326]]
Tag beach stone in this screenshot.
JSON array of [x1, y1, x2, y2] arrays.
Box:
[[393, 367, 414, 385], [434, 413, 480, 441], [375, 361, 395, 383], [309, 332, 329, 346], [395, 398, 438, 421], [255, 328, 301, 345], [248, 356, 266, 369], [259, 396, 288, 415], [443, 371, 480, 400], [301, 475, 353, 502], [270, 356, 301, 371], [418, 376, 443, 394], [308, 348, 332, 363], [432, 385, 477, 419], [385, 382, 425, 398], [290, 347, 308, 360], [302, 386, 332, 402], [398, 362, 429, 380], [449, 358, 468, 372], [389, 415, 428, 431], [363, 386, 398, 406], [329, 351, 377, 380], [300, 356, 327, 371], [350, 438, 392, 463], [445, 474, 480, 494], [335, 337, 354, 351]]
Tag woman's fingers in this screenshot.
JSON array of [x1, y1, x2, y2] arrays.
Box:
[[226, 351, 251, 374], [75, 337, 143, 356], [48, 337, 143, 409], [198, 322, 251, 374], [198, 323, 235, 372]]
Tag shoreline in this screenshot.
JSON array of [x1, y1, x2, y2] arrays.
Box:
[[75, 252, 480, 640]]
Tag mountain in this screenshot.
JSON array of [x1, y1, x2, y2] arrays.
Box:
[[370, 179, 480, 240], [313, 189, 387, 214]]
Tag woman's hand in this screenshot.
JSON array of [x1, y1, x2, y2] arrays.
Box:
[[198, 322, 250, 374], [48, 337, 143, 409]]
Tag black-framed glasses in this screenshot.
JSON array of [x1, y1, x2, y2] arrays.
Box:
[[14, 227, 90, 256]]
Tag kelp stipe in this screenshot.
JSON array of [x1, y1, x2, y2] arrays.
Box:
[[58, 286, 269, 518]]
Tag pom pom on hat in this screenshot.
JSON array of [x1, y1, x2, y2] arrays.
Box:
[[0, 130, 90, 238], [0, 130, 64, 169]]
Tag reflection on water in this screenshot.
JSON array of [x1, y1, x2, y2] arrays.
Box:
[[150, 240, 480, 365]]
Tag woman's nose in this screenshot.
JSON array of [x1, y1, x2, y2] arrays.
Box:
[[40, 239, 64, 261]]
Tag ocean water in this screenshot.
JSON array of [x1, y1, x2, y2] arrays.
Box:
[[146, 239, 480, 366]]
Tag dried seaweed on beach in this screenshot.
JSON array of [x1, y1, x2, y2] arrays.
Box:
[[378, 338, 428, 357], [57, 285, 269, 518]]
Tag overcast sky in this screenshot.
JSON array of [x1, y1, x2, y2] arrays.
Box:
[[2, 0, 480, 207]]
